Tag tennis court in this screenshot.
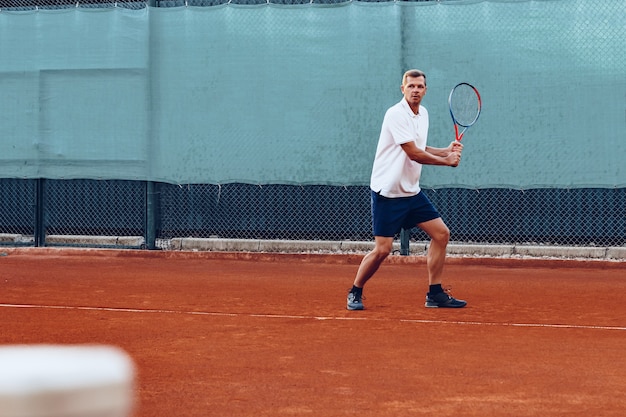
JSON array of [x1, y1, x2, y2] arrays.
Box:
[[1, 248, 625, 417]]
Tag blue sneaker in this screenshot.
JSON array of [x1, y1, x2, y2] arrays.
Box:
[[425, 289, 467, 308], [347, 291, 364, 310]]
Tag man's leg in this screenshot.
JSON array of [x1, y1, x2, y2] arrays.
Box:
[[347, 236, 394, 310], [353, 236, 394, 288], [418, 218, 466, 308], [417, 217, 450, 285]]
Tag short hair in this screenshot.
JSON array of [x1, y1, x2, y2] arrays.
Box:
[[402, 69, 427, 86]]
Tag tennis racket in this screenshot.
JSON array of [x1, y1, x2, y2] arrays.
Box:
[[448, 82, 482, 142]]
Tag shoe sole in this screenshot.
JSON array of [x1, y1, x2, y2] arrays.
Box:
[[346, 304, 364, 311], [424, 302, 467, 308]]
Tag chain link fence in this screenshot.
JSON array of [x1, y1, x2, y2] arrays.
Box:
[[0, 179, 36, 246], [1, 179, 624, 250], [44, 180, 145, 239], [0, 179, 147, 247], [153, 184, 626, 249]]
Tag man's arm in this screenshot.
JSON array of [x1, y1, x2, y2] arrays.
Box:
[[427, 140, 464, 156], [426, 144, 453, 157], [401, 141, 462, 167]]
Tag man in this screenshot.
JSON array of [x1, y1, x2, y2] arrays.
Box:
[[347, 69, 466, 310]]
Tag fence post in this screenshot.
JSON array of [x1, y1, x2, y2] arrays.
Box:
[[34, 178, 46, 247], [145, 181, 157, 250], [400, 227, 410, 256]]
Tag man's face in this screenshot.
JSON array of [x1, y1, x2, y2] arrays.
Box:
[[401, 75, 427, 108]]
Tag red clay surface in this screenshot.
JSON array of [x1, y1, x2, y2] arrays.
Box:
[[1, 248, 625, 417]]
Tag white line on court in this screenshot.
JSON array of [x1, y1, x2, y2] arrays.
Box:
[[2, 303, 625, 332]]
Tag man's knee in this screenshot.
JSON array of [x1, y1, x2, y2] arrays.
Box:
[[373, 238, 394, 259], [431, 224, 450, 244]]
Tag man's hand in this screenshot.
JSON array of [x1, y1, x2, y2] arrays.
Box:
[[447, 150, 461, 167], [447, 141, 463, 167], [448, 140, 463, 154]]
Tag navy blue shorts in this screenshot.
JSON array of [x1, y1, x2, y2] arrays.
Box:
[[371, 190, 441, 237]]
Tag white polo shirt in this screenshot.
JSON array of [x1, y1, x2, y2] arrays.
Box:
[[370, 99, 429, 198]]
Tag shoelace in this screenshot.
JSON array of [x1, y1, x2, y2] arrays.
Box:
[[348, 290, 364, 302], [443, 286, 456, 299], [427, 287, 453, 301]]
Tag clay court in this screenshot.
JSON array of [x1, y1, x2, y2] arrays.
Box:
[[1, 248, 625, 417]]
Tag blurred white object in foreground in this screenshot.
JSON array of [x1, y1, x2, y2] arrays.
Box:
[[0, 345, 135, 417]]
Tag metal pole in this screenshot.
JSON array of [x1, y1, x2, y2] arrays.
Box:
[[34, 178, 46, 247], [400, 228, 410, 256], [145, 181, 157, 250]]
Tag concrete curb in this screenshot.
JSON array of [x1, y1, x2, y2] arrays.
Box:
[[46, 235, 145, 248], [1, 234, 624, 261], [168, 237, 625, 261]]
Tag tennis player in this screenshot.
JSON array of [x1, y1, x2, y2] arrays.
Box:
[[347, 69, 466, 310]]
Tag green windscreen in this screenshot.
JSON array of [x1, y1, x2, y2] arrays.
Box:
[[1, 1, 624, 188]]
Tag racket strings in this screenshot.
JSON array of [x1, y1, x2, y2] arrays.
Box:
[[450, 85, 480, 127]]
